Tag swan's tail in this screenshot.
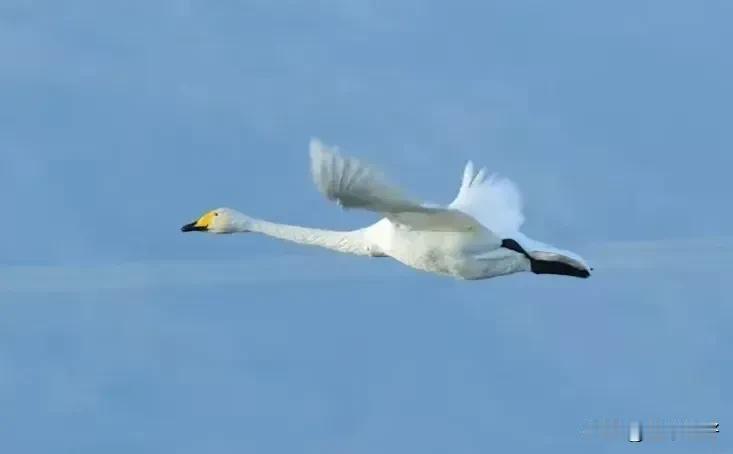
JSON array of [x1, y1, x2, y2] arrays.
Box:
[[501, 238, 591, 279], [528, 257, 591, 278]]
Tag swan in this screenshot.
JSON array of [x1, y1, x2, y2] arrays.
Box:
[[181, 139, 592, 280]]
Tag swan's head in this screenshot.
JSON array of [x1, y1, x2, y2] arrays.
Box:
[[181, 207, 245, 234]]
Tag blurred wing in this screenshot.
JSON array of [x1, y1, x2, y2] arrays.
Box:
[[448, 161, 525, 236], [309, 139, 488, 233], [448, 161, 591, 271]]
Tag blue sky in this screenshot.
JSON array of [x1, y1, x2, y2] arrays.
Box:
[[1, 1, 731, 452]]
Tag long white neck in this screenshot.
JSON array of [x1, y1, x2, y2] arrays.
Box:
[[241, 218, 372, 256]]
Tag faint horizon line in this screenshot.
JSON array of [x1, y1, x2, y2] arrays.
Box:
[[1, 237, 731, 293]]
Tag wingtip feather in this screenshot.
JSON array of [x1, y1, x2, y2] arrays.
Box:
[[462, 161, 475, 188], [309, 137, 326, 158], [473, 167, 488, 185]]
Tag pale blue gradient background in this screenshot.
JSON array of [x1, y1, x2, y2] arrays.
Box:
[[1, 1, 731, 452]]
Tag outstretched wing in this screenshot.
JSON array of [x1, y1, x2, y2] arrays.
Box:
[[448, 161, 525, 236], [309, 139, 489, 233], [448, 161, 591, 271]]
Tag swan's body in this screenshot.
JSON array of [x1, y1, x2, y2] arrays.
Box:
[[182, 139, 591, 280]]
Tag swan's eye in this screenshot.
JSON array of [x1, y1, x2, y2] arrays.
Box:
[[214, 212, 219, 216]]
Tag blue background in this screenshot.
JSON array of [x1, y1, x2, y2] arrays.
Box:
[[1, 1, 730, 452]]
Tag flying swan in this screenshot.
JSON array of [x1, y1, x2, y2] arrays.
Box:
[[181, 139, 592, 280]]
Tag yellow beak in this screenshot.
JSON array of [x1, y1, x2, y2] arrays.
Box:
[[181, 211, 215, 232]]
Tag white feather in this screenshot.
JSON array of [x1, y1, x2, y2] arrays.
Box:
[[183, 139, 591, 280], [309, 139, 490, 233], [448, 162, 524, 236]]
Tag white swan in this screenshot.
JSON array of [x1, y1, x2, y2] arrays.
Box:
[[181, 139, 592, 280]]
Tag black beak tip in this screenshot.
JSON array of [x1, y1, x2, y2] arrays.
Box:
[[181, 222, 197, 232]]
